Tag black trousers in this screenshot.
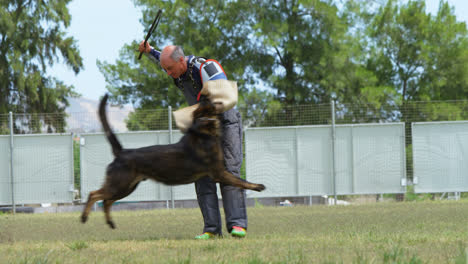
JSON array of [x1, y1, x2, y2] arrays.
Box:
[[195, 110, 247, 235]]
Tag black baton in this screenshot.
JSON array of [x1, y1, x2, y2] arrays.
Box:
[[138, 9, 162, 60]]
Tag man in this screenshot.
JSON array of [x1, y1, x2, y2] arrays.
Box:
[[139, 41, 247, 239]]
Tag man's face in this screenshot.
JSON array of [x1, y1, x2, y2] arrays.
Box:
[[161, 56, 186, 79]]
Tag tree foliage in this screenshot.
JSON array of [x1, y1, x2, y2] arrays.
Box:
[[97, 0, 468, 129], [248, 0, 349, 105], [0, 0, 83, 133], [98, 0, 254, 108], [363, 0, 468, 179], [367, 0, 468, 121], [98, 0, 261, 129]]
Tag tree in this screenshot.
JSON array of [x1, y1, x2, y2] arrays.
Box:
[[97, 0, 259, 130], [99, 0, 400, 128], [370, 0, 430, 105], [246, 0, 354, 106], [422, 1, 468, 101], [366, 0, 468, 180], [98, 0, 254, 107], [368, 0, 468, 116], [0, 0, 83, 133], [100, 0, 468, 130], [125, 108, 170, 131], [237, 87, 281, 128]]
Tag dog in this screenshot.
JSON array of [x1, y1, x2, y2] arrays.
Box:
[[81, 94, 266, 229]]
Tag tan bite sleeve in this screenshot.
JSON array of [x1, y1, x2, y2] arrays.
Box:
[[172, 80, 238, 132]]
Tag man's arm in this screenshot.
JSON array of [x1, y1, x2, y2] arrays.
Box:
[[139, 41, 161, 64]]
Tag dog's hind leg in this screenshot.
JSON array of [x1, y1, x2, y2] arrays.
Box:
[[81, 189, 107, 224], [216, 171, 266, 192], [103, 200, 117, 229]]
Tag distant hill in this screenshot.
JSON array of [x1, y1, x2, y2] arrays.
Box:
[[66, 97, 134, 133]]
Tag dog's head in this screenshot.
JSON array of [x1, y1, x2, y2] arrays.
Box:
[[190, 96, 220, 136]]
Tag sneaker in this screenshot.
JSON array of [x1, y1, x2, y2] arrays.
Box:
[[231, 226, 246, 238], [194, 232, 216, 240]]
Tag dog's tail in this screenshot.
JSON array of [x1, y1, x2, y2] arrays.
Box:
[[99, 94, 122, 156]]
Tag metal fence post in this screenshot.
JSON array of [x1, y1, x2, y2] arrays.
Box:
[[9, 112, 15, 214], [294, 127, 299, 195], [168, 106, 175, 209], [331, 100, 337, 205], [70, 134, 76, 202]]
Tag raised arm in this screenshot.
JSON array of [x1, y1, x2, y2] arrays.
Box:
[[139, 40, 161, 65]]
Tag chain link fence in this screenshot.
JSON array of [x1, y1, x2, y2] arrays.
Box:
[[3, 100, 465, 134], [0, 113, 10, 135], [1, 100, 467, 209]]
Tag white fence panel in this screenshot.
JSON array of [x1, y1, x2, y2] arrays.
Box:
[[339, 124, 406, 194], [245, 127, 299, 198], [412, 121, 468, 193], [246, 123, 406, 197], [12, 134, 74, 204], [0, 136, 11, 205]]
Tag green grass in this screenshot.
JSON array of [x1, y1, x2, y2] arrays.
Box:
[[0, 201, 467, 263]]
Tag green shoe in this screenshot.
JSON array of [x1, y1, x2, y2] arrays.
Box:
[[231, 226, 246, 238], [194, 232, 216, 240]]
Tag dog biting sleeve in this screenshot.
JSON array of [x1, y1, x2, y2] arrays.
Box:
[[173, 80, 238, 132], [200, 80, 238, 113], [172, 104, 199, 132]]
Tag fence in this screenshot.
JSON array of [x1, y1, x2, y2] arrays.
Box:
[[1, 100, 468, 212], [412, 121, 468, 193], [245, 123, 406, 198], [0, 133, 74, 205]]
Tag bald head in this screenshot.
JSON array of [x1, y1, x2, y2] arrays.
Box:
[[160, 45, 187, 78], [161, 45, 184, 61]]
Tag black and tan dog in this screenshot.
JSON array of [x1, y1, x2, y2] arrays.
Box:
[[81, 94, 265, 229]]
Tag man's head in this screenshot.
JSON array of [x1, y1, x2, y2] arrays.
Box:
[[160, 45, 187, 78]]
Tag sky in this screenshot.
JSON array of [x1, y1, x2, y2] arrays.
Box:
[[52, 0, 468, 102], [50, 0, 143, 102]]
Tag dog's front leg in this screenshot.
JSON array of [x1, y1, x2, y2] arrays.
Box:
[[216, 171, 266, 192]]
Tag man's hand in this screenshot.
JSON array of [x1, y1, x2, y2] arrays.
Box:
[[139, 41, 152, 53]]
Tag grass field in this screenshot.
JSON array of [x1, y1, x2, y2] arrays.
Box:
[[0, 201, 467, 264]]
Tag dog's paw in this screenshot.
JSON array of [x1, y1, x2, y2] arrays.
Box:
[[81, 215, 88, 223], [254, 184, 266, 192], [107, 220, 116, 229]]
